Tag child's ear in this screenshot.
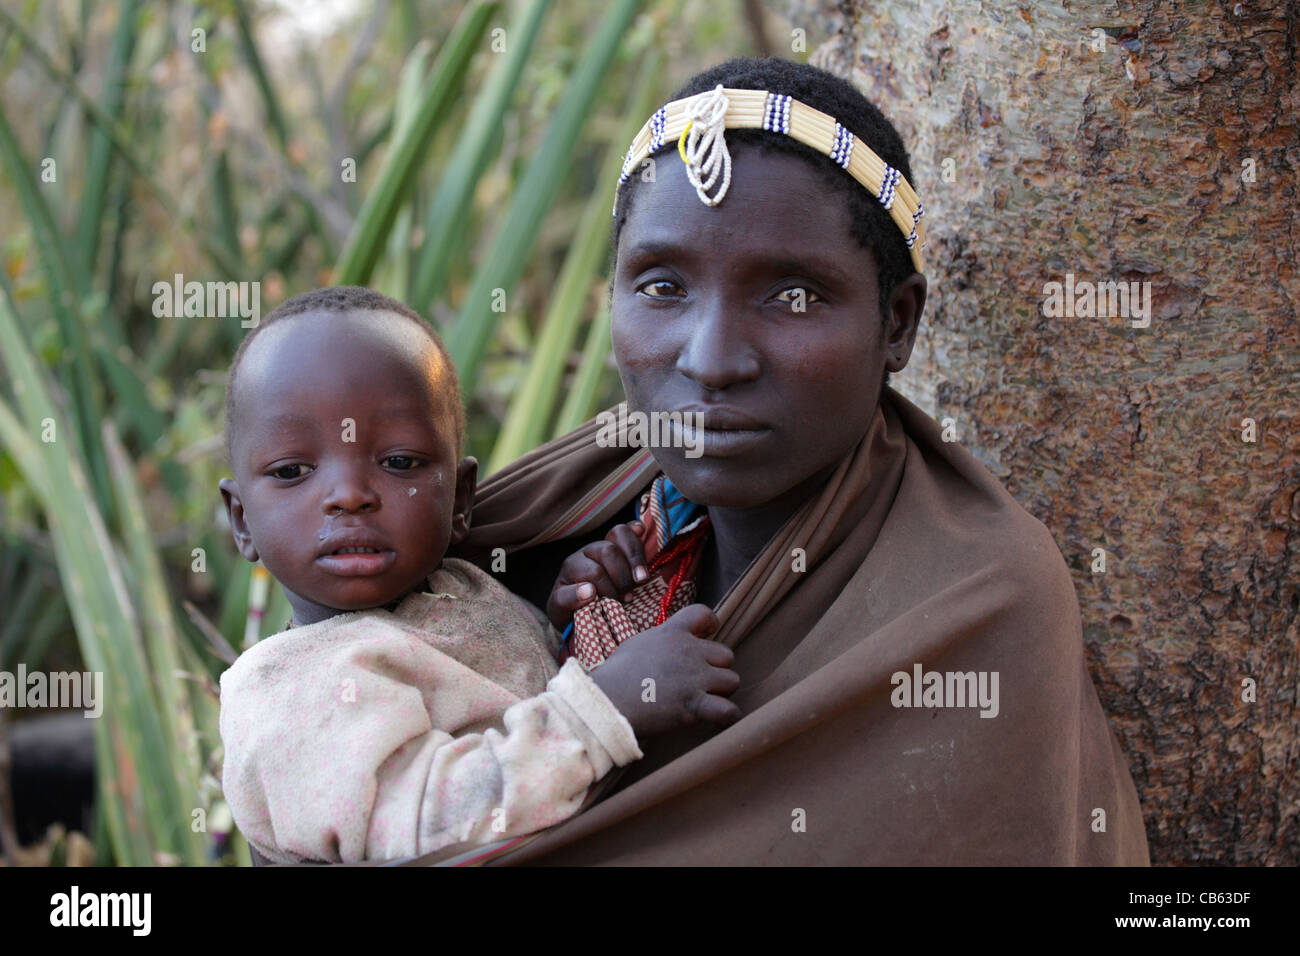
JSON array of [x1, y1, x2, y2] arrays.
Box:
[[449, 457, 478, 546], [218, 478, 260, 563], [884, 272, 928, 372]]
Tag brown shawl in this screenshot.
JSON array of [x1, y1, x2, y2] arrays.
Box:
[[417, 387, 1149, 865]]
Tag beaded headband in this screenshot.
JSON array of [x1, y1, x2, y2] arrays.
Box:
[[617, 84, 927, 274]]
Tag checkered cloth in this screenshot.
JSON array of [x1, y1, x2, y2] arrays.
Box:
[[568, 476, 708, 671]]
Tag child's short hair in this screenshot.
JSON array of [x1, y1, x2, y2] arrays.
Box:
[[224, 286, 465, 462], [613, 56, 918, 326]]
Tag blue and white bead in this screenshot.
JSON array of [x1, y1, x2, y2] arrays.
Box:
[[905, 202, 925, 247], [649, 108, 668, 152], [763, 93, 792, 134], [877, 165, 901, 210], [830, 122, 855, 169]]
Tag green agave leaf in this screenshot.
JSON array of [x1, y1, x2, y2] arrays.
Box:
[[231, 0, 289, 150], [333, 1, 499, 286], [444, 0, 641, 399], [408, 0, 552, 315], [0, 286, 205, 865], [0, 5, 239, 278], [75, 0, 139, 276], [103, 422, 205, 830], [370, 39, 434, 300], [486, 49, 660, 473], [554, 301, 613, 435]]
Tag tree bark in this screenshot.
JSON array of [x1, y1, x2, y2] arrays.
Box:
[[788, 0, 1299, 864]]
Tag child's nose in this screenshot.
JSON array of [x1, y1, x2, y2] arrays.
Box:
[[321, 465, 380, 515]]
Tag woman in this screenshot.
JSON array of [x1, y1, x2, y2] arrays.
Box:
[[432, 57, 1149, 865]]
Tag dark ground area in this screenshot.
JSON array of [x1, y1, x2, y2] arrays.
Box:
[[9, 712, 95, 845]]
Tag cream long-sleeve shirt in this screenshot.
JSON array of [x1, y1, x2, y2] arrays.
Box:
[[218, 558, 641, 864]]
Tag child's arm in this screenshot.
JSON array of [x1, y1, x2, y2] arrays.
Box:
[[218, 618, 641, 864], [544, 520, 743, 735]]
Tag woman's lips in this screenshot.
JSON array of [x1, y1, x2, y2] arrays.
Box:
[[673, 420, 770, 457], [315, 547, 397, 576]]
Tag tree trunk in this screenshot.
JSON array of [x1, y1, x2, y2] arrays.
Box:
[[789, 0, 1298, 864]]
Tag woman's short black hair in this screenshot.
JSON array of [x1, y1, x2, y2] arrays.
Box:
[[613, 56, 919, 328]]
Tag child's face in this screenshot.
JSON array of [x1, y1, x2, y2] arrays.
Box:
[[610, 147, 923, 512], [219, 309, 474, 626]]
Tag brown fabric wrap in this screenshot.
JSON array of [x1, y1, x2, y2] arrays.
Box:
[[440, 388, 1149, 865]]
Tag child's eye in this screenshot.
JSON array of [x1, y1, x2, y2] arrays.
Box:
[[774, 286, 822, 307], [637, 279, 684, 298], [269, 464, 313, 481], [381, 455, 421, 471]]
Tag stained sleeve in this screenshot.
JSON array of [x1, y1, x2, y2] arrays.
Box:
[[218, 620, 640, 864]]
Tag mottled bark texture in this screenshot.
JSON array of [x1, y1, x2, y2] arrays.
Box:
[[786, 0, 1298, 863]]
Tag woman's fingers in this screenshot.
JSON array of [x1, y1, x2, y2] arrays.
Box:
[[670, 604, 721, 639], [548, 581, 598, 620], [579, 540, 638, 599], [548, 549, 620, 628], [561, 550, 623, 600], [706, 664, 741, 696], [550, 544, 634, 625], [546, 521, 651, 628], [694, 693, 742, 726], [699, 637, 733, 667], [548, 522, 704, 631], [606, 522, 649, 584]]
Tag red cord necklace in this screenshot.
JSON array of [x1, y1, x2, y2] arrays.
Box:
[[646, 517, 712, 627]]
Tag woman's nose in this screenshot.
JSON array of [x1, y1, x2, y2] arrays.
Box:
[[674, 297, 761, 390], [321, 463, 379, 515]]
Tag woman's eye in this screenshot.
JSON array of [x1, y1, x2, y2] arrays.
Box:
[[381, 455, 420, 471], [269, 464, 313, 480], [775, 286, 822, 307], [637, 279, 684, 298]]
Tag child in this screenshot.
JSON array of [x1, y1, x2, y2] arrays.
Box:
[[216, 287, 738, 864]]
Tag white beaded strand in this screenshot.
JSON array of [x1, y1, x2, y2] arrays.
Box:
[[678, 85, 732, 206]]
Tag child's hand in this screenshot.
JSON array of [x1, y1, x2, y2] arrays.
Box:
[[587, 604, 741, 737], [547, 520, 650, 630]]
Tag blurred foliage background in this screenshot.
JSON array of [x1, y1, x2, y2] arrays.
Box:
[[0, 0, 807, 865]]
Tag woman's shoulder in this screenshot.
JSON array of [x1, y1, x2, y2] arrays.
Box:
[[881, 388, 1083, 626]]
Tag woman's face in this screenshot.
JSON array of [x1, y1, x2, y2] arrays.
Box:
[[612, 147, 910, 511]]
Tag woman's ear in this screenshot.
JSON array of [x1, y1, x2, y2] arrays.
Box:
[[449, 457, 479, 546], [218, 478, 260, 563], [885, 272, 927, 372]]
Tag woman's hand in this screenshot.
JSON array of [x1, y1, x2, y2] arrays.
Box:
[[587, 604, 741, 737], [546, 521, 650, 630]]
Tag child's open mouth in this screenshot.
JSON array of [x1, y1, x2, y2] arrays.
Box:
[[317, 547, 397, 575], [315, 533, 397, 576]]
